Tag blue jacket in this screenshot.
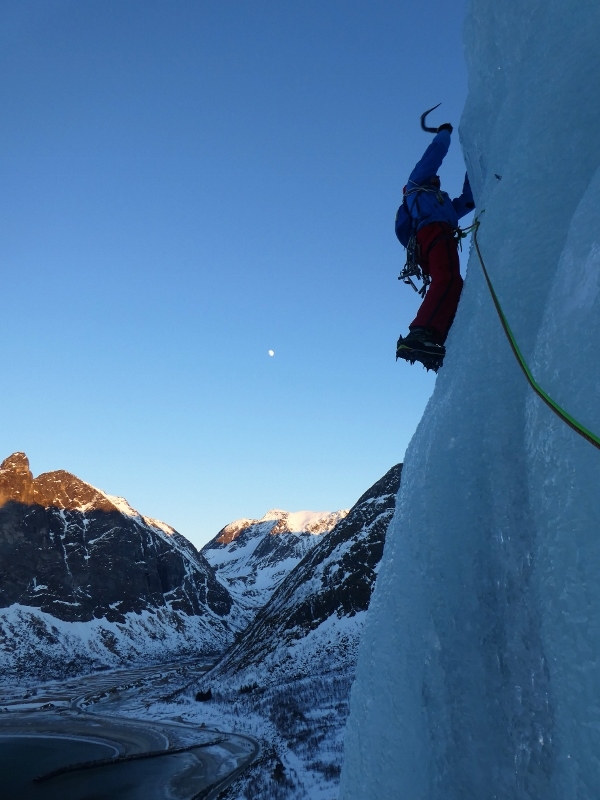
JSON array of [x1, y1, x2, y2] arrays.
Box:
[[403, 130, 474, 232]]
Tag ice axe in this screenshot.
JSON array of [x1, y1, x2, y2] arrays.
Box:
[[420, 103, 442, 133]]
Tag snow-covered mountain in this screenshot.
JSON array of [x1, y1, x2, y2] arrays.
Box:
[[341, 2, 600, 798], [185, 465, 401, 798], [202, 508, 348, 616], [0, 452, 238, 679], [210, 465, 400, 685]]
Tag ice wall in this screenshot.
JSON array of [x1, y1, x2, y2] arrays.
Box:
[[340, 1, 600, 798]]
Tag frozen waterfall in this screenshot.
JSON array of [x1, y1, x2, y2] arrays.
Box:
[[339, 1, 600, 798]]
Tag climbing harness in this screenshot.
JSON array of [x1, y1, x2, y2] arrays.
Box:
[[398, 183, 449, 297], [471, 215, 600, 452]]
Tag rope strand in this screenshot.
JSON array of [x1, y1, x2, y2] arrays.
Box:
[[470, 217, 600, 451]]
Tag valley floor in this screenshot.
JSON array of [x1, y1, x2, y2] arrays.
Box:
[[0, 660, 258, 799], [1, 657, 350, 799], [116, 669, 352, 799]]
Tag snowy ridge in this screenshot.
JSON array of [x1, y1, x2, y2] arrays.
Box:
[[202, 508, 348, 616], [0, 604, 226, 683], [340, 2, 600, 798], [260, 509, 347, 534], [98, 494, 202, 567], [103, 493, 141, 519]]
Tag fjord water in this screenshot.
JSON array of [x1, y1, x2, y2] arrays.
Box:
[[1, 736, 203, 800]]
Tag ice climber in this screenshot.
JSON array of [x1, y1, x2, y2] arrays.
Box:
[[395, 121, 475, 369]]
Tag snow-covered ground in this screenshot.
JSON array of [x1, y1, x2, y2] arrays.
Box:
[[0, 604, 228, 683], [341, 1, 600, 798], [116, 672, 350, 800]]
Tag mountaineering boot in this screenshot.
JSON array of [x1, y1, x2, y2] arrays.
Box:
[[396, 327, 445, 372], [396, 327, 446, 357]]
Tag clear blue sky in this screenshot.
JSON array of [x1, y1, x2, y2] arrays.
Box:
[[0, 0, 468, 547]]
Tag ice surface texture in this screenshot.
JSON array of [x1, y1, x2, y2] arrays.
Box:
[[340, 1, 600, 798]]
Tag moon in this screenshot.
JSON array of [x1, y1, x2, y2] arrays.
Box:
[[268, 350, 275, 357]]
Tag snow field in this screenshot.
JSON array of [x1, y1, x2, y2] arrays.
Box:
[[0, 604, 229, 683]]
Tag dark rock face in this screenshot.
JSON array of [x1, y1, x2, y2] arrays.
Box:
[[0, 453, 232, 624], [212, 464, 402, 678]]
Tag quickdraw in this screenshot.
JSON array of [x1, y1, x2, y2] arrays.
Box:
[[398, 235, 430, 298]]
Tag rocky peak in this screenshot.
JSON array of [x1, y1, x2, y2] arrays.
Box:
[[214, 509, 350, 546], [216, 518, 255, 546], [0, 452, 34, 505], [32, 470, 116, 512], [264, 509, 350, 536], [262, 510, 294, 536], [260, 509, 287, 522], [0, 452, 119, 513], [0, 452, 31, 475]]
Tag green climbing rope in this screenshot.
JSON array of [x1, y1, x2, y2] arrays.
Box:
[[468, 217, 600, 452]]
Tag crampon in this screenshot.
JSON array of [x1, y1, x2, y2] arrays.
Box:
[[396, 341, 444, 373]]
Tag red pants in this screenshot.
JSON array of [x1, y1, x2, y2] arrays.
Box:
[[410, 222, 463, 344]]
